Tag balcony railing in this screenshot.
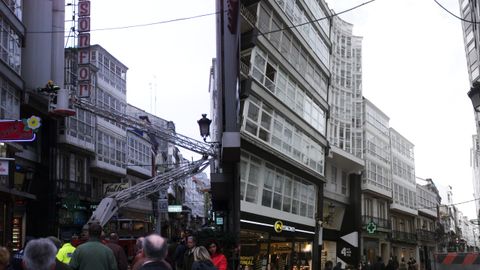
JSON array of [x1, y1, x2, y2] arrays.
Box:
[[362, 215, 390, 229], [391, 230, 417, 244], [417, 229, 436, 242], [56, 179, 91, 198]]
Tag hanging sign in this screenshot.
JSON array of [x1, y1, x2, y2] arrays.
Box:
[[0, 116, 41, 142]]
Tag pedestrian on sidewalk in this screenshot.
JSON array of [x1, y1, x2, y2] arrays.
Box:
[[22, 238, 57, 270], [207, 240, 227, 270], [47, 236, 73, 270], [69, 223, 117, 270], [0, 246, 13, 270], [182, 236, 197, 270], [106, 232, 128, 270], [56, 233, 76, 265], [192, 246, 216, 270], [139, 234, 171, 270]]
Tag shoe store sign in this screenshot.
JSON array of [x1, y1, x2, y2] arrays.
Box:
[[274, 220, 296, 233]]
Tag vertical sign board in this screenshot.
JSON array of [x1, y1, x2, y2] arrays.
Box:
[[336, 231, 359, 267], [78, 0, 91, 98]]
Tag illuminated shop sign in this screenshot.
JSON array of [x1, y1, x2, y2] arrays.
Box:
[[274, 220, 296, 233]]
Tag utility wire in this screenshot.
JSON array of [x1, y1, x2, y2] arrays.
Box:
[[26, 11, 220, 34], [433, 0, 478, 24], [417, 197, 480, 211], [256, 0, 376, 37]]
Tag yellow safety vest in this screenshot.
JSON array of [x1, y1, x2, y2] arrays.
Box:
[[56, 242, 76, 264]]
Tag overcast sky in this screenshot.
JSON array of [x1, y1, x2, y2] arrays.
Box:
[[89, 0, 477, 217], [329, 0, 477, 218], [89, 0, 216, 161]]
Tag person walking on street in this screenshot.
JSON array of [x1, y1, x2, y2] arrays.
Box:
[[56, 233, 76, 265], [22, 238, 57, 270], [333, 262, 342, 270], [207, 240, 227, 270], [132, 237, 146, 270], [106, 232, 128, 270], [373, 257, 385, 270], [183, 236, 196, 270], [47, 236, 73, 270], [0, 246, 13, 270], [192, 246, 216, 270], [139, 234, 172, 270], [174, 233, 187, 270], [69, 223, 117, 270]]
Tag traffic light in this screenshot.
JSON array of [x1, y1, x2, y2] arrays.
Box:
[[226, 0, 239, 34]]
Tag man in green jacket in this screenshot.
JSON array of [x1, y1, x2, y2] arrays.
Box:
[[69, 223, 117, 270]]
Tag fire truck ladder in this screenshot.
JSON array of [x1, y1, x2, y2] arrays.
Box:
[[73, 100, 217, 227]]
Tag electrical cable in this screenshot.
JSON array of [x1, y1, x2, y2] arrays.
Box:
[[433, 0, 478, 24], [256, 0, 376, 37], [416, 197, 480, 211], [26, 11, 221, 34]]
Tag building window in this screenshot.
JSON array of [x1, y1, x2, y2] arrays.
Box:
[[96, 130, 126, 169], [127, 135, 151, 167], [0, 78, 19, 119], [0, 17, 21, 73], [243, 97, 325, 175], [241, 151, 316, 219], [251, 48, 328, 135]]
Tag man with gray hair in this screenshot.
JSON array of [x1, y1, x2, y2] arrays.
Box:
[[139, 234, 171, 270], [22, 238, 57, 270]]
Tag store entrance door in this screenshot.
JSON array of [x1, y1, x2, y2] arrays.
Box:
[[268, 240, 292, 270]]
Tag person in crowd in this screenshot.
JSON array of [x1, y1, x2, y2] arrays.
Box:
[[385, 258, 394, 270], [333, 262, 342, 270], [206, 240, 227, 270], [139, 234, 171, 270], [132, 237, 146, 270], [398, 258, 407, 270], [407, 258, 416, 270], [392, 257, 399, 270], [69, 223, 117, 270], [373, 257, 385, 270], [324, 261, 333, 270], [174, 232, 188, 270], [182, 236, 196, 270], [106, 232, 128, 270], [56, 232, 76, 265], [47, 236, 73, 270], [166, 238, 179, 270], [192, 246, 216, 270], [0, 246, 12, 270], [22, 238, 57, 270]]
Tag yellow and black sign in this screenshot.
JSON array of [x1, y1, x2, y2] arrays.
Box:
[[274, 220, 283, 233]]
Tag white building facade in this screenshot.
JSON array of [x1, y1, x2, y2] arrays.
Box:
[[240, 0, 331, 269]]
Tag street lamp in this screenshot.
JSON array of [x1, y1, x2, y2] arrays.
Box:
[[197, 114, 212, 142], [467, 81, 480, 111]]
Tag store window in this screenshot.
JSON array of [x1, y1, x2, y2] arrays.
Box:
[[240, 229, 312, 270]]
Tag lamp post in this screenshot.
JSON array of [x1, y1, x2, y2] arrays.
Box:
[[468, 81, 480, 111], [197, 114, 212, 142]]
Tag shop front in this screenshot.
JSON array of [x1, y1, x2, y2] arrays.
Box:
[[240, 212, 315, 270]]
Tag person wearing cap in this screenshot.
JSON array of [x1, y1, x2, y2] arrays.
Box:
[[57, 233, 76, 265]]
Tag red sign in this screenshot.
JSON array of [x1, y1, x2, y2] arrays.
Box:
[[0, 120, 36, 142]]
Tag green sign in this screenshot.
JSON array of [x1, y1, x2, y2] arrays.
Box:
[[367, 221, 377, 234]]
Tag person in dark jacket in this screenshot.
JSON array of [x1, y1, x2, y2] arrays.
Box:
[[373, 257, 385, 270], [139, 234, 171, 270], [333, 262, 342, 270], [182, 236, 196, 270], [191, 246, 216, 270], [106, 233, 128, 270]]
